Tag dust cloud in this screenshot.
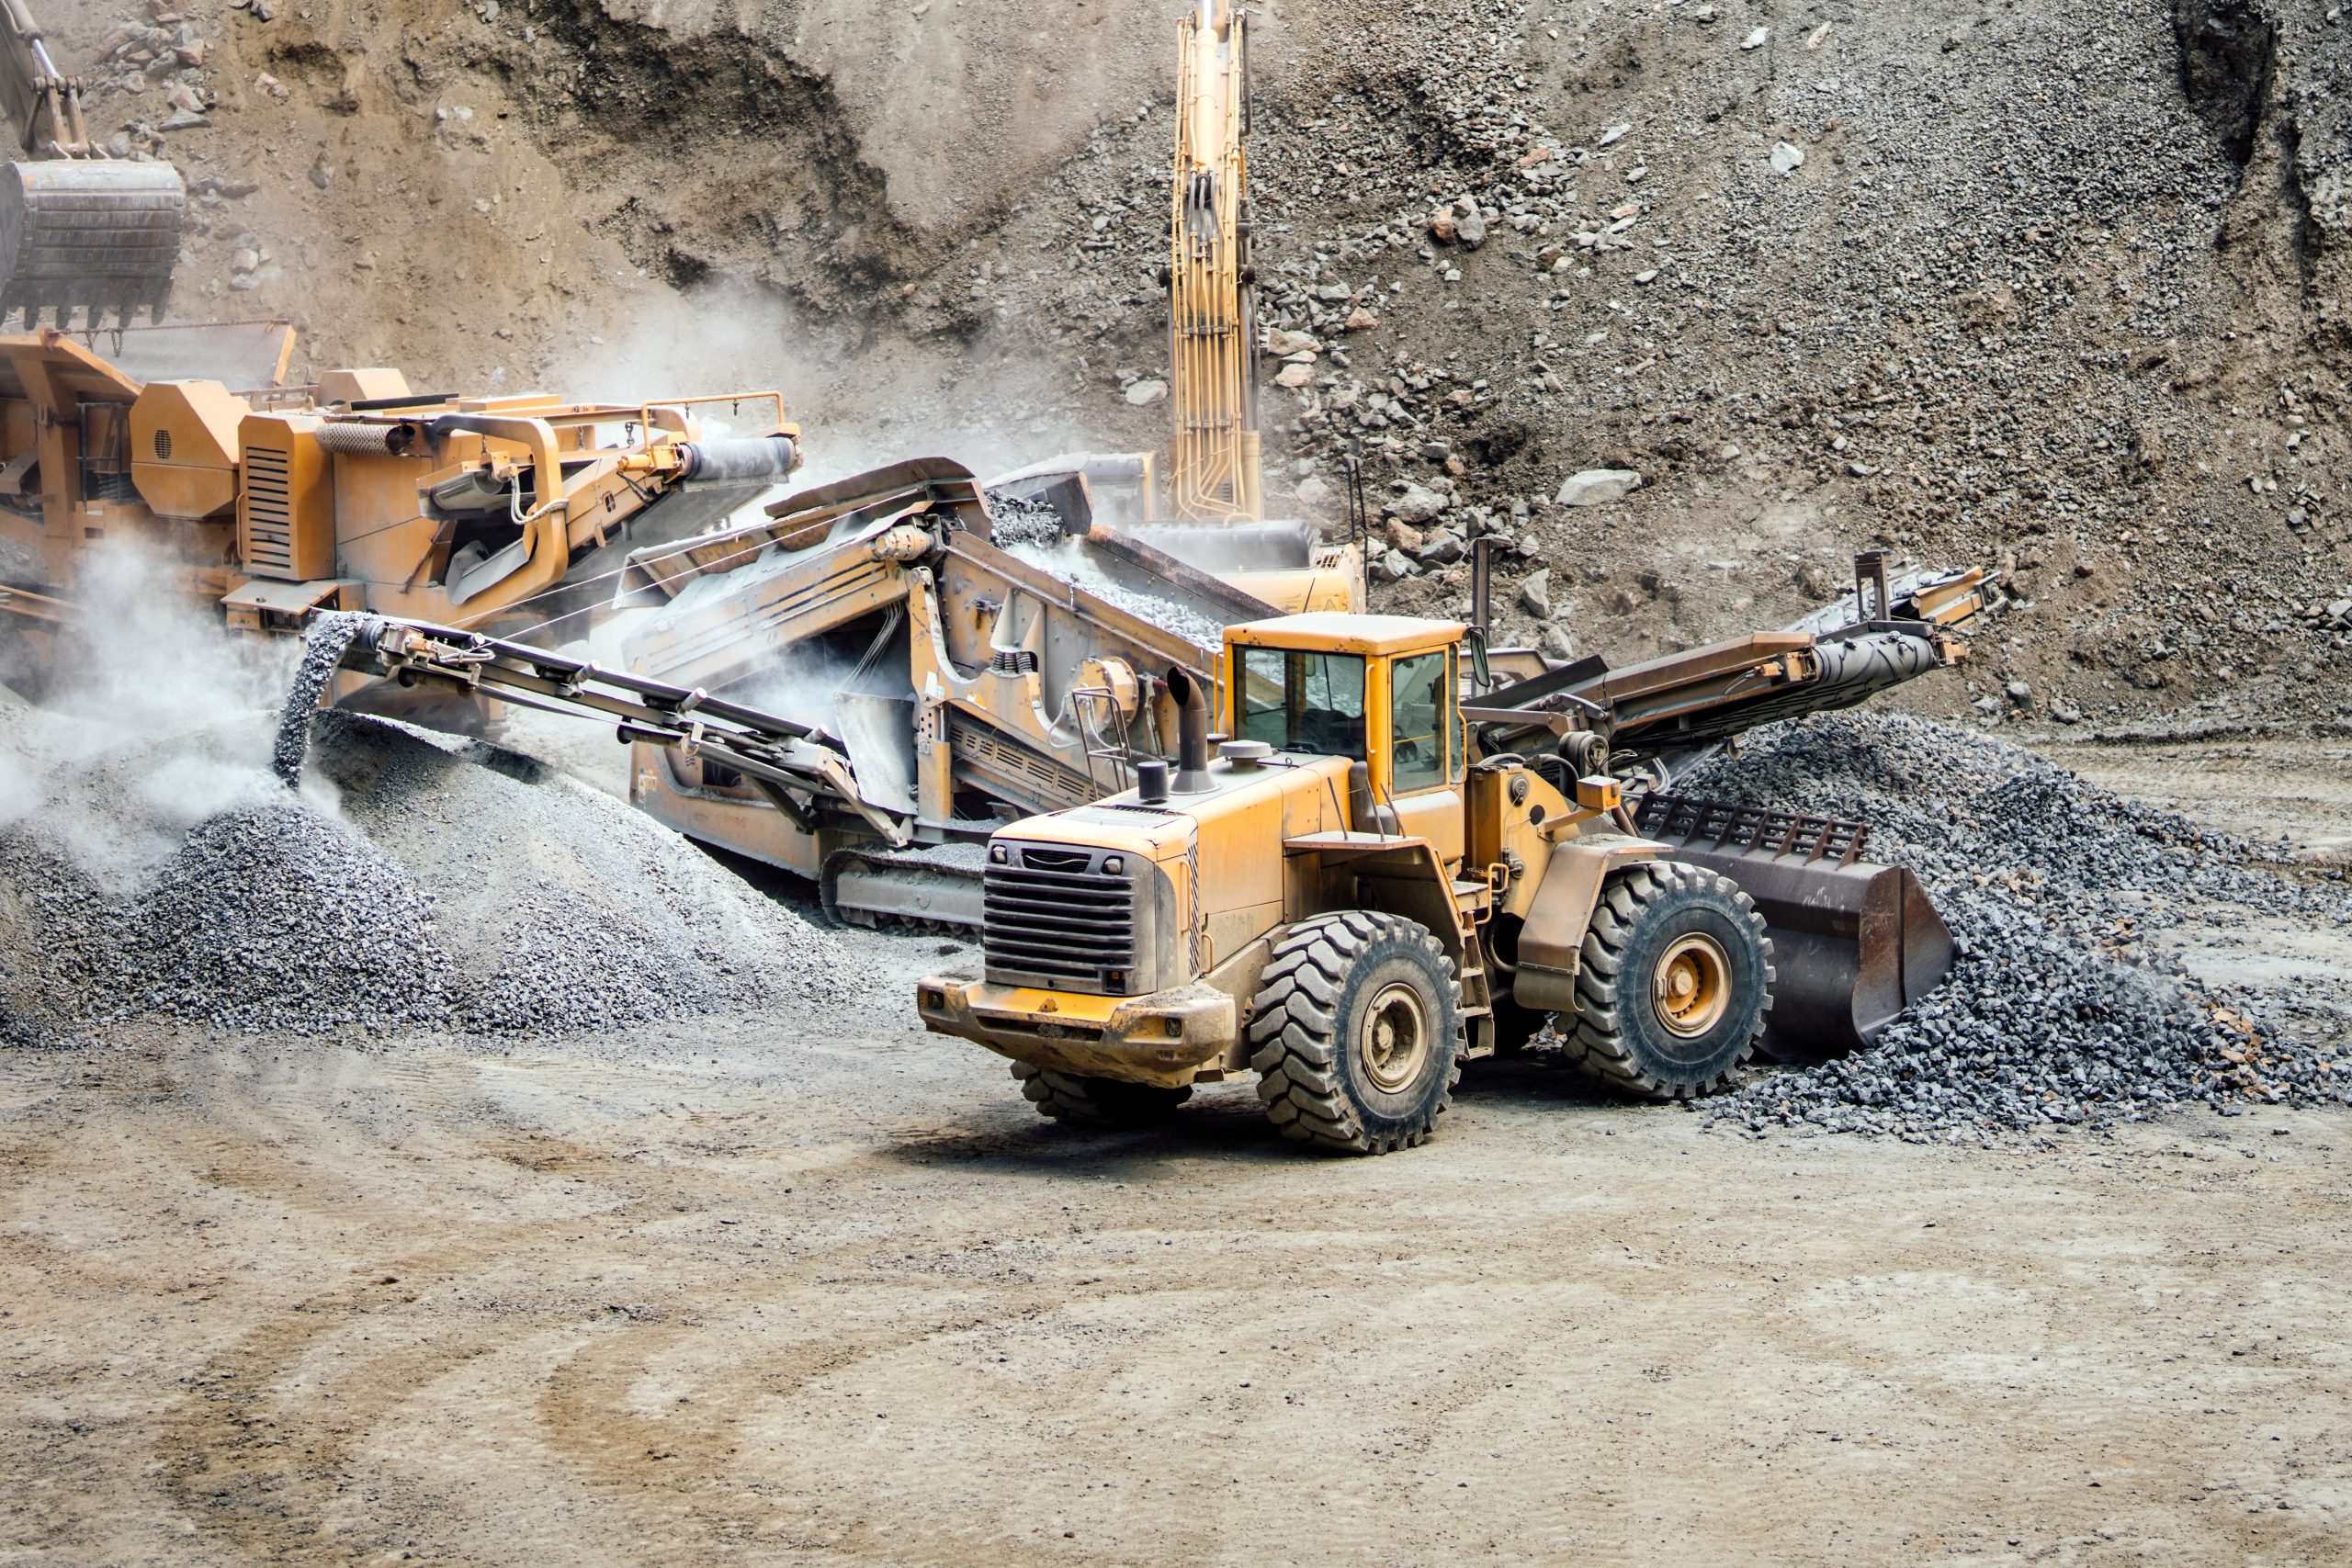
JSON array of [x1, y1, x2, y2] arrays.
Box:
[[553, 278, 1118, 498], [0, 544, 315, 886]]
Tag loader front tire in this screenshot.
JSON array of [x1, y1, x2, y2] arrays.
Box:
[[1011, 1062, 1192, 1128], [1563, 861, 1772, 1100], [1249, 912, 1463, 1156]]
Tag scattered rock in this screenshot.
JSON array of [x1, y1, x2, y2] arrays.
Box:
[[1385, 482, 1448, 524], [1124, 378, 1168, 407], [1516, 568, 1552, 618], [1555, 468, 1644, 507]]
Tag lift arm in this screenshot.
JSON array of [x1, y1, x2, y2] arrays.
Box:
[[0, 0, 88, 159]]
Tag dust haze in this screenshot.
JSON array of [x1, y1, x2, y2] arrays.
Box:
[[0, 545, 313, 886]]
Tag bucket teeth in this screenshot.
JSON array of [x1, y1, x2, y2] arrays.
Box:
[[0, 160, 185, 329]]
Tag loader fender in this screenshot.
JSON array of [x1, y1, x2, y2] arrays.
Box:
[[1510, 833, 1669, 1012]]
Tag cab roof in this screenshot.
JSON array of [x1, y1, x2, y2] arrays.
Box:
[[1227, 612, 1464, 657]]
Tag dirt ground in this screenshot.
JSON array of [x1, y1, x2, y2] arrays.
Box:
[[3, 739, 2348, 1567]]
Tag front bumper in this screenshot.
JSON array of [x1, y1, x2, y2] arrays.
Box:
[[915, 971, 1238, 1089]]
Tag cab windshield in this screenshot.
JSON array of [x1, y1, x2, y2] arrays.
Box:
[[1237, 647, 1367, 759]]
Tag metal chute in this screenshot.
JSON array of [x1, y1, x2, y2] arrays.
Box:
[[1637, 795, 1955, 1061]]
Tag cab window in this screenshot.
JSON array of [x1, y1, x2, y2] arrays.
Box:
[[1238, 648, 1366, 759], [1388, 649, 1453, 793]]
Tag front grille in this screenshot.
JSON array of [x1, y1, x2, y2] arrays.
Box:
[[983, 844, 1137, 994]]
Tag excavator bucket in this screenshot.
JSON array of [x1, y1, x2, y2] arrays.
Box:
[[1637, 796, 1955, 1063], [0, 160, 185, 326]]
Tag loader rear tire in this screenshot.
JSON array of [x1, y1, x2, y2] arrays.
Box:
[[1248, 911, 1462, 1156], [1011, 1062, 1192, 1128], [1562, 861, 1772, 1101]]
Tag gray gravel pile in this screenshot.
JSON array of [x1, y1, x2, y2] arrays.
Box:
[[309, 711, 876, 1034], [1669, 713, 2352, 1139], [984, 491, 1067, 548], [0, 699, 879, 1042], [1, 802, 453, 1037]]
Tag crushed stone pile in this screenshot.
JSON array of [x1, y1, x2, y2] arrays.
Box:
[[1664, 713, 2352, 1141], [0, 701, 879, 1044], [3, 800, 450, 1039]]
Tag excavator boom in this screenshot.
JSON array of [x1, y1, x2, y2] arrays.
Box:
[[1164, 0, 1260, 523], [0, 0, 183, 325]]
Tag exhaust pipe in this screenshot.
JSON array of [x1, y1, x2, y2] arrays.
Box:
[[1166, 666, 1213, 793]]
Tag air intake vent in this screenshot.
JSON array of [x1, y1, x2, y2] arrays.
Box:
[[1021, 848, 1092, 873], [243, 445, 294, 576], [983, 848, 1138, 995], [153, 428, 172, 460]]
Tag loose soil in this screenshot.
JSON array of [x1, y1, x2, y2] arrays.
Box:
[[3, 739, 2347, 1565]]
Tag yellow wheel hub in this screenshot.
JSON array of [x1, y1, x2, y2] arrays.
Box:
[[1359, 981, 1430, 1092], [1652, 933, 1732, 1039]]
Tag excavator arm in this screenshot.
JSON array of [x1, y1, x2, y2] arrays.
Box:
[[1164, 0, 1261, 524], [0, 0, 87, 157], [0, 0, 184, 326]]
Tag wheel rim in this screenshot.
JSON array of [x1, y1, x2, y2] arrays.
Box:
[[1358, 981, 1430, 1093], [1652, 933, 1732, 1039]]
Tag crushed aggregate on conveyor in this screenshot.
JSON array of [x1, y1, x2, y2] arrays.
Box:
[[273, 610, 368, 786], [997, 536, 1228, 651], [1655, 713, 2352, 1142]]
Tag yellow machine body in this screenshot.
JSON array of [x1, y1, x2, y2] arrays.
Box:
[[918, 613, 1656, 1085], [0, 326, 799, 647]]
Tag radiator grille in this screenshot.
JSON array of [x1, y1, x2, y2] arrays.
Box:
[[983, 845, 1137, 993], [243, 445, 294, 577]]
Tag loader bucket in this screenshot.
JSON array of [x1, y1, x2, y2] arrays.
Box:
[[0, 161, 186, 327], [1637, 796, 1954, 1062]]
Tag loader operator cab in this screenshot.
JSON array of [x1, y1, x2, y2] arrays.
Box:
[[1223, 615, 1468, 865]]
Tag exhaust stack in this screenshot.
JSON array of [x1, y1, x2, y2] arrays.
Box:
[[1166, 666, 1213, 793]]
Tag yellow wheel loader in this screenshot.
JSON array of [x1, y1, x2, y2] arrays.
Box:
[[916, 593, 1977, 1154]]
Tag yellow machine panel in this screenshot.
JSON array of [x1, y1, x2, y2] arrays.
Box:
[[129, 380, 247, 521], [236, 413, 334, 581], [315, 367, 412, 407]]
